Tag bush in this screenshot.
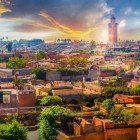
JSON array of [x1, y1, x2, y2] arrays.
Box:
[[94, 111, 105, 119], [39, 106, 78, 140], [0, 121, 27, 140], [36, 51, 45, 60], [32, 68, 46, 80], [58, 67, 88, 76], [102, 99, 115, 112], [40, 96, 63, 106], [109, 108, 134, 125], [7, 57, 27, 69], [0, 112, 39, 126]]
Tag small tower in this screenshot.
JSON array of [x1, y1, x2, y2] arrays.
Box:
[[108, 16, 118, 43]]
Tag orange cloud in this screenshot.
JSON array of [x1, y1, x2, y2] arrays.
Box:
[[39, 11, 97, 39], [0, 6, 11, 15], [0, 0, 11, 15]]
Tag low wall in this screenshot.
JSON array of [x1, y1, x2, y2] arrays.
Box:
[[138, 128, 140, 140], [57, 132, 104, 140], [57, 127, 138, 140], [106, 127, 137, 140]]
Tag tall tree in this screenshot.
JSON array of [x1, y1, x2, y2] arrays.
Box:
[[7, 57, 27, 69], [6, 42, 13, 52], [36, 51, 45, 60]]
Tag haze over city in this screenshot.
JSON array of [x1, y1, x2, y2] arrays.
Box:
[[0, 0, 140, 42]]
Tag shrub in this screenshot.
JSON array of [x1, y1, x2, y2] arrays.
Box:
[[40, 96, 63, 106], [32, 68, 46, 80], [94, 111, 105, 119], [7, 57, 27, 69], [102, 99, 115, 112], [0, 121, 27, 140], [39, 106, 78, 140], [0, 112, 39, 126], [36, 51, 45, 60], [109, 108, 134, 125], [58, 67, 88, 76]]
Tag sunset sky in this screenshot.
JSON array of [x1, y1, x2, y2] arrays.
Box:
[[0, 0, 140, 42]]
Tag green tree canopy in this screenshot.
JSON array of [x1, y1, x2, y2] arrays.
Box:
[[68, 57, 90, 66], [32, 68, 46, 80], [102, 99, 115, 112], [0, 121, 27, 140], [40, 96, 63, 106], [130, 85, 140, 95], [109, 108, 134, 125], [58, 67, 88, 76], [13, 78, 24, 88], [39, 106, 78, 140], [7, 57, 27, 69], [36, 51, 45, 60]]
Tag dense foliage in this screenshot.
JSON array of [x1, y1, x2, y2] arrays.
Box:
[[102, 99, 115, 112], [68, 57, 90, 66], [39, 106, 78, 140], [0, 112, 39, 126], [32, 68, 46, 80], [103, 85, 140, 97], [58, 67, 88, 76], [7, 57, 27, 69], [94, 111, 105, 119], [0, 121, 27, 140], [36, 51, 45, 60], [101, 77, 127, 87], [109, 108, 134, 125], [40, 96, 63, 106], [13, 78, 24, 87]]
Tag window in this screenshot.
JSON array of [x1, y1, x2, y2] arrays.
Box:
[[0, 92, 3, 103], [0, 91, 11, 104]]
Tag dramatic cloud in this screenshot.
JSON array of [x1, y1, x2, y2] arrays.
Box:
[[0, 0, 11, 15], [0, 0, 139, 41], [38, 11, 97, 39], [0, 6, 10, 15]]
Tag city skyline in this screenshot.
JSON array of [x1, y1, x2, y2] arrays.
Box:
[[0, 0, 140, 42]]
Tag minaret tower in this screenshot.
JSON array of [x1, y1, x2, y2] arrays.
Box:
[[108, 16, 118, 43]]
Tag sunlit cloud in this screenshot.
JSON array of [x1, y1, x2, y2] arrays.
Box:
[[0, 0, 139, 41], [39, 11, 97, 39], [0, 6, 11, 15], [0, 0, 11, 16]]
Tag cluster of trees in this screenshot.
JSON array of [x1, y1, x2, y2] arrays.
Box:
[[32, 68, 46, 80], [7, 57, 27, 69], [109, 108, 134, 125], [36, 51, 45, 60], [0, 121, 27, 140], [58, 67, 88, 76], [101, 99, 134, 125], [13, 78, 24, 88], [39, 96, 63, 106], [68, 57, 90, 66], [39, 106, 78, 140], [103, 84, 140, 97], [101, 77, 127, 87], [102, 99, 115, 112]]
